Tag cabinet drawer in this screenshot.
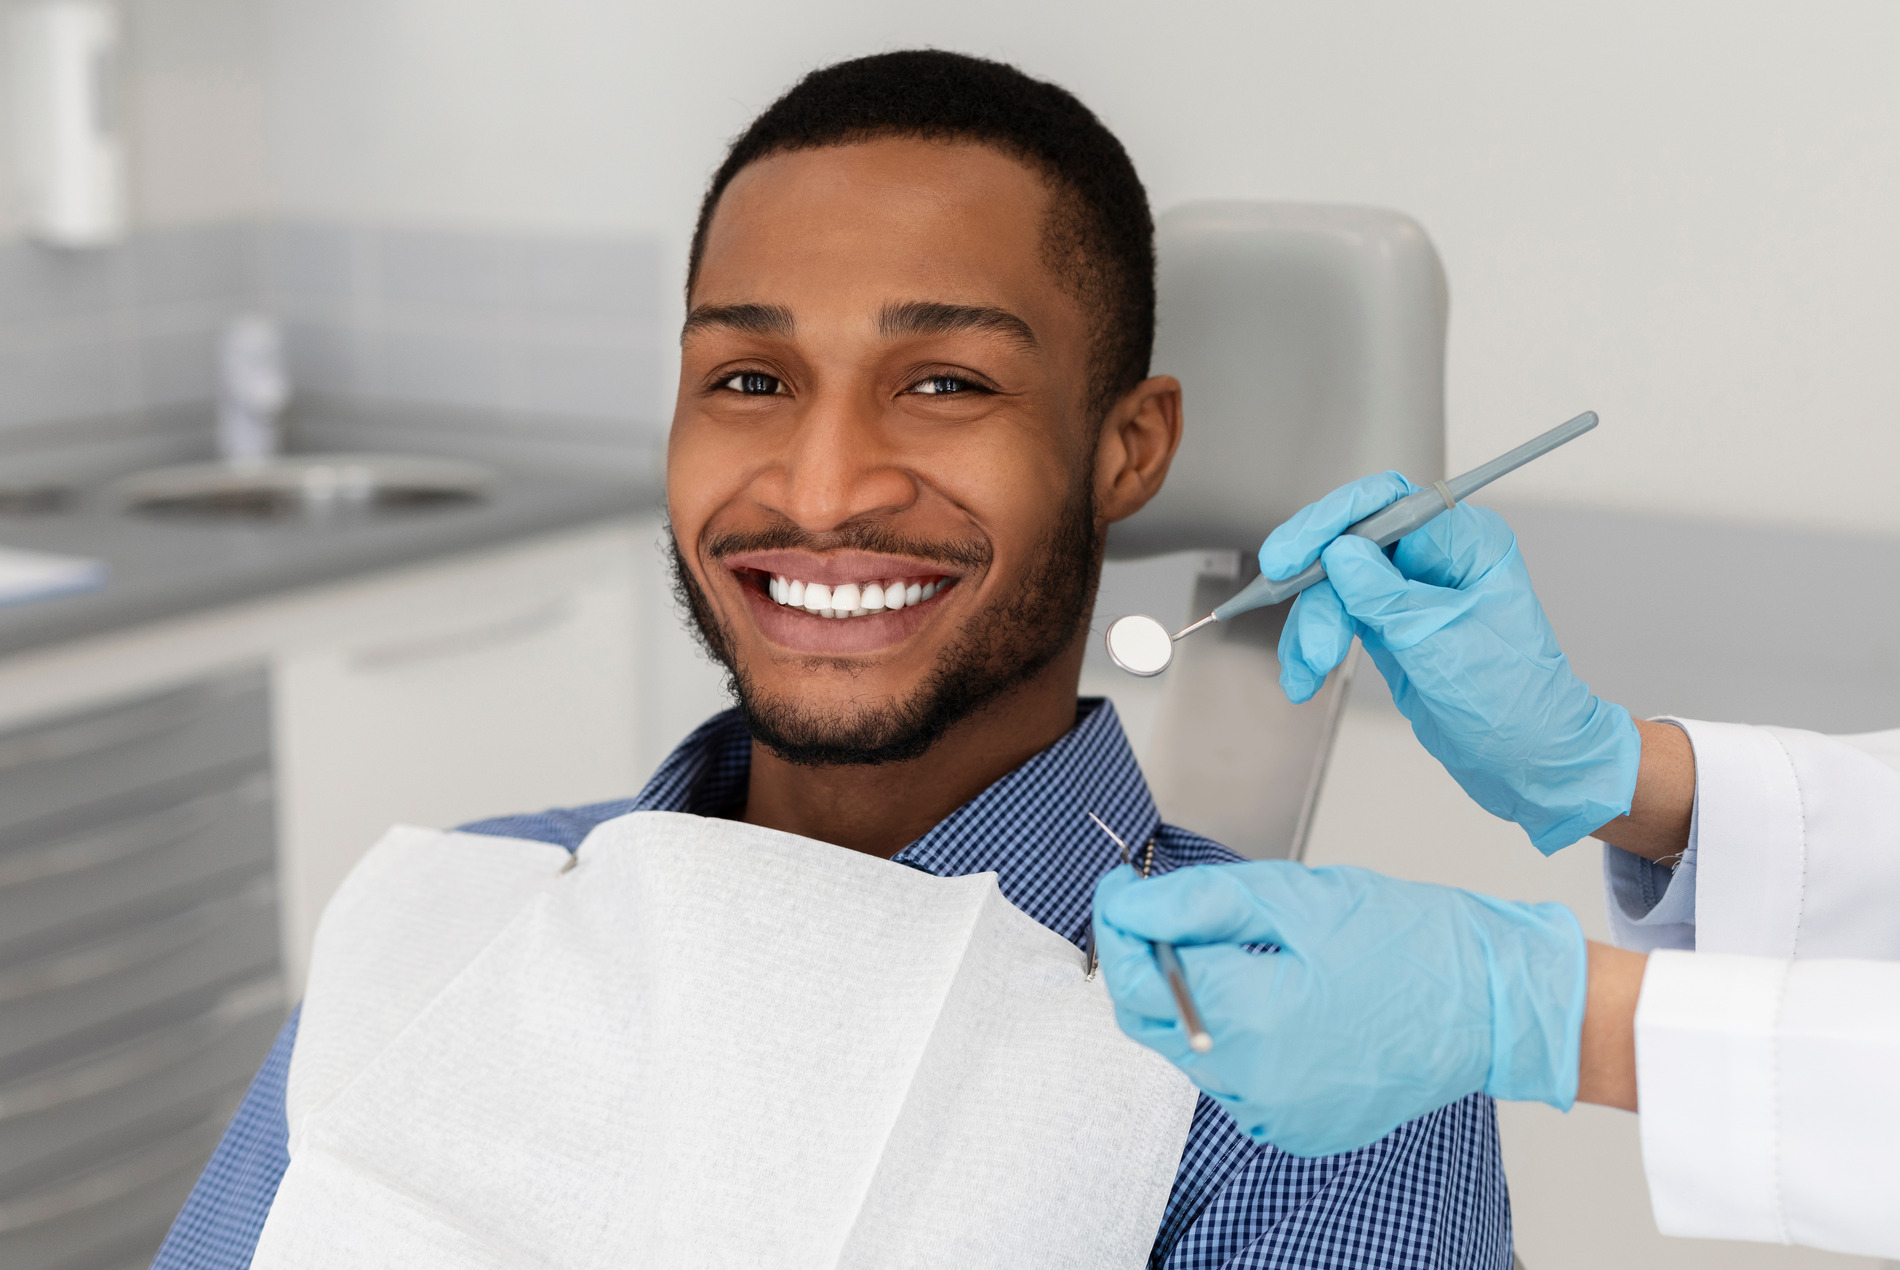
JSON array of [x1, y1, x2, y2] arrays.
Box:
[[0, 977, 281, 1180], [0, 881, 278, 1071], [0, 773, 275, 958], [0, 667, 270, 838], [0, 1102, 229, 1270]]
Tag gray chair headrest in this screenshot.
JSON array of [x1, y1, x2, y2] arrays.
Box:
[[1110, 201, 1448, 559]]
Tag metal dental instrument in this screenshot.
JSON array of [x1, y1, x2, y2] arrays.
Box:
[[1085, 811, 1213, 1054], [1104, 410, 1600, 677]]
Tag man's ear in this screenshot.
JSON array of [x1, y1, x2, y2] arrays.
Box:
[[1093, 375, 1183, 524]]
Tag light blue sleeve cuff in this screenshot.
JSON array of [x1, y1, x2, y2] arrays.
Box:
[[1598, 718, 1700, 952], [1601, 809, 1697, 953]]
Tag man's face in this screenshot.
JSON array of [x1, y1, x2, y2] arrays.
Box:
[[667, 138, 1111, 765]]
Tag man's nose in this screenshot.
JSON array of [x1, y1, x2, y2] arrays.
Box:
[[765, 398, 917, 532]]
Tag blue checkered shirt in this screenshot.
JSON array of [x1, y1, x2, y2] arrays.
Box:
[[153, 699, 1511, 1269]]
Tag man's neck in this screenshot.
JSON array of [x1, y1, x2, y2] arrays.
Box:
[[741, 649, 1086, 858]]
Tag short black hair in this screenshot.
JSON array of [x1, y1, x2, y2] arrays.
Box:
[[688, 50, 1154, 421]]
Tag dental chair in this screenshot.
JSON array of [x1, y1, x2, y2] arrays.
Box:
[[1082, 201, 1448, 860]]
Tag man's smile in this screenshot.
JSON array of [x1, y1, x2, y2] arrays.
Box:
[[721, 548, 965, 656]]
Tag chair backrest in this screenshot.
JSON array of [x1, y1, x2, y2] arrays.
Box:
[[1081, 202, 1448, 860]]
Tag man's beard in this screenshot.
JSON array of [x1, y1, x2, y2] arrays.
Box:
[[669, 481, 1101, 768]]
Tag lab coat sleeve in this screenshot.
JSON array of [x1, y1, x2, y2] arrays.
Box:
[[1606, 720, 1900, 1257], [1602, 719, 1900, 960], [1635, 950, 1900, 1259]]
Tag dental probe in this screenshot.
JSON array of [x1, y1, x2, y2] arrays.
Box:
[[1104, 410, 1599, 677], [1085, 811, 1214, 1054]]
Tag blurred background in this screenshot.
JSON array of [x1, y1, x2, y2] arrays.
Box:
[[0, 2, 1895, 1268]]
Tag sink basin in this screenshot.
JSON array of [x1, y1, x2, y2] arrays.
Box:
[[115, 455, 494, 520]]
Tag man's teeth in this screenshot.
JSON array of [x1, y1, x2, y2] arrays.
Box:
[[767, 574, 945, 618]]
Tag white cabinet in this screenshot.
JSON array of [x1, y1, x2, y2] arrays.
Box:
[[269, 528, 646, 989], [0, 514, 732, 992]]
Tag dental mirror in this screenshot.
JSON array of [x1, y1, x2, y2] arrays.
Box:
[[1104, 613, 1178, 677], [1102, 410, 1601, 678]]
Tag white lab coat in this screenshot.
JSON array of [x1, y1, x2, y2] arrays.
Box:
[[1602, 720, 1900, 1260]]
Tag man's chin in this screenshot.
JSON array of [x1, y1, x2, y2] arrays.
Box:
[[734, 683, 951, 768]]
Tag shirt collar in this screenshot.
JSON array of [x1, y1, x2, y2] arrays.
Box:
[[629, 698, 1157, 945]]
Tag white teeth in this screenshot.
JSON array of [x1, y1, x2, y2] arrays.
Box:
[[769, 574, 951, 617]]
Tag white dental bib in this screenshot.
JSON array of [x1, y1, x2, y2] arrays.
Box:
[[253, 810, 1197, 1270]]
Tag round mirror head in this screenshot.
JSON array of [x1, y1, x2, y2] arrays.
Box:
[[1105, 614, 1174, 677]]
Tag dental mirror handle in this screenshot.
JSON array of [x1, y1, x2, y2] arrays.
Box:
[[1203, 410, 1597, 627]]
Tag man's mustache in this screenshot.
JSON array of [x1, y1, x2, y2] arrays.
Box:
[[704, 520, 993, 573]]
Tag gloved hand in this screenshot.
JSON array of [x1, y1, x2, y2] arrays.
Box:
[[1261, 472, 1641, 852], [1092, 861, 1586, 1158]]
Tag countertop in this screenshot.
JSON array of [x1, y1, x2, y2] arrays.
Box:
[[4, 466, 1894, 734], [0, 461, 660, 660], [1446, 499, 1900, 737]]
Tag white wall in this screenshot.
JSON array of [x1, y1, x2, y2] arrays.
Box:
[[123, 0, 273, 227], [260, 0, 1900, 536], [0, 0, 273, 238]]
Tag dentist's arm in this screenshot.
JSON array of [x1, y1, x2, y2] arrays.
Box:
[[1091, 862, 1643, 1158], [1593, 720, 1694, 863], [1576, 939, 1642, 1110], [1097, 863, 1900, 1259], [1262, 472, 1685, 855], [1122, 479, 1900, 1255]]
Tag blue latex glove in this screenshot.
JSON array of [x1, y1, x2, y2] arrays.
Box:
[[1092, 861, 1586, 1158], [1261, 472, 1641, 853]]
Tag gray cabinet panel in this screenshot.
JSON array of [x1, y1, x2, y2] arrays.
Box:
[[0, 668, 284, 1270], [0, 670, 271, 838], [0, 775, 274, 959], [0, 881, 278, 1070], [0, 1109, 228, 1270], [0, 978, 281, 1180]]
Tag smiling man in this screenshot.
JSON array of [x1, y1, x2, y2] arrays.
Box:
[[156, 51, 1511, 1270], [666, 85, 1167, 857]]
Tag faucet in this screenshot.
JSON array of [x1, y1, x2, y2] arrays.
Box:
[[217, 314, 290, 465]]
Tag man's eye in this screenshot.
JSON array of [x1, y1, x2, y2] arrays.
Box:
[[719, 372, 784, 395], [910, 375, 983, 396]]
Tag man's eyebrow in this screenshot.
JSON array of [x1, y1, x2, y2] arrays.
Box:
[[681, 303, 795, 341], [878, 301, 1039, 352]]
